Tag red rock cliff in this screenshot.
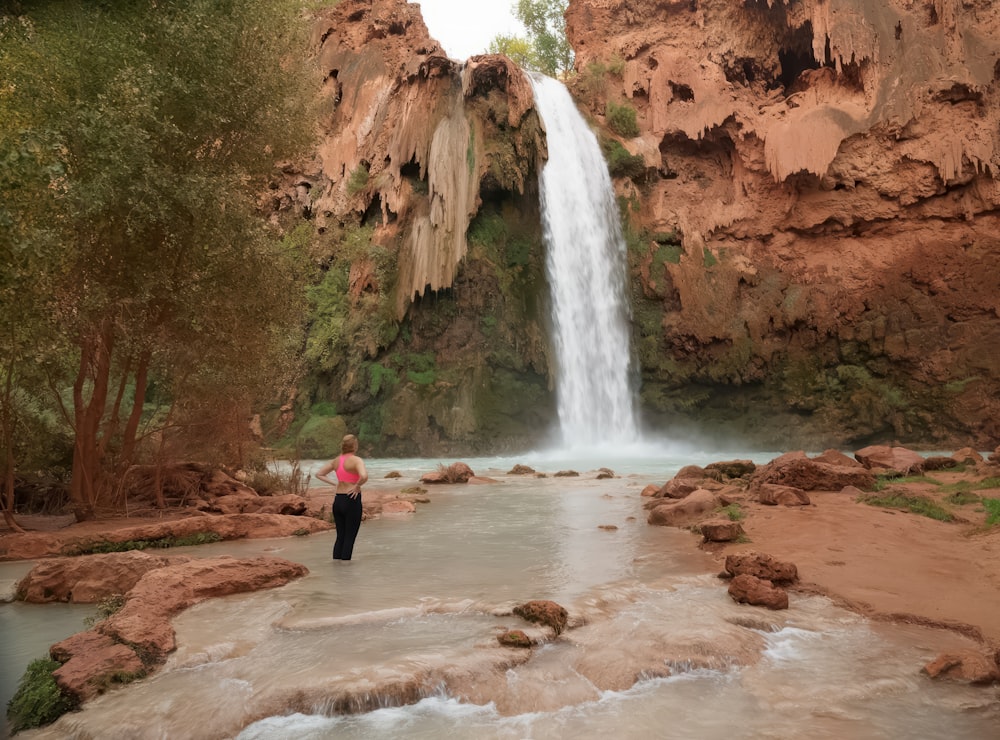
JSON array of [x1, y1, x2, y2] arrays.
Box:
[[567, 0, 1000, 447]]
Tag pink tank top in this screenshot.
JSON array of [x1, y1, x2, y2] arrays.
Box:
[[336, 455, 361, 483]]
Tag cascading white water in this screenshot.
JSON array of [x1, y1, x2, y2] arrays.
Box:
[[530, 74, 640, 449]]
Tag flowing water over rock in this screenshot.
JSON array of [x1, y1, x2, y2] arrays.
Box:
[[530, 75, 640, 449], [10, 454, 999, 739]]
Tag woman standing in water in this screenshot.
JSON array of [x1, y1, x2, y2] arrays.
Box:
[[315, 434, 368, 560]]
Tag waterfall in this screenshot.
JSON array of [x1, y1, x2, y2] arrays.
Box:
[[529, 74, 640, 449]]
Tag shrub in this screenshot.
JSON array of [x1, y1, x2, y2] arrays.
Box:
[[368, 362, 398, 396], [605, 101, 639, 137], [83, 593, 127, 628], [6, 658, 76, 732], [346, 164, 369, 195], [407, 369, 436, 385], [246, 458, 310, 496], [601, 138, 645, 179], [720, 503, 744, 521]]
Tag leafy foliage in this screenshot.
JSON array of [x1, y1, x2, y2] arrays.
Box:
[[601, 138, 646, 179], [489, 0, 572, 77], [0, 0, 317, 514], [6, 657, 75, 732], [605, 101, 639, 137], [346, 164, 369, 195]]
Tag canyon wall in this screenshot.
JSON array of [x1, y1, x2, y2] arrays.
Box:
[[271, 0, 554, 455], [567, 0, 1000, 448], [275, 0, 1000, 454]]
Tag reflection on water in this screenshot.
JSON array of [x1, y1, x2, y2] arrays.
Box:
[[9, 456, 1000, 739]]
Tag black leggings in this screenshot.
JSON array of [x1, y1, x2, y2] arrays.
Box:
[[332, 493, 363, 560]]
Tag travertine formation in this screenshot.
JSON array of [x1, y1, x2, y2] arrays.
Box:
[[303, 0, 537, 316], [566, 0, 1000, 446]]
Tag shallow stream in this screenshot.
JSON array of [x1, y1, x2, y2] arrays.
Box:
[[6, 450, 999, 738]]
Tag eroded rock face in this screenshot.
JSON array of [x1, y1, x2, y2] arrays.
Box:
[[271, 0, 552, 458], [567, 0, 1000, 448]]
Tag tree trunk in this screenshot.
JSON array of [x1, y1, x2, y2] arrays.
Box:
[[0, 354, 26, 532], [120, 348, 151, 465], [70, 320, 115, 521]]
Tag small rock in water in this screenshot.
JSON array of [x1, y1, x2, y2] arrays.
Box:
[[497, 629, 533, 648]]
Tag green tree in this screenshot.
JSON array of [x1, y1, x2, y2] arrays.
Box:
[[489, 0, 573, 78], [0, 1, 316, 519]]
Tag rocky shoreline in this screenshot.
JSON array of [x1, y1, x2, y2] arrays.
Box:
[[640, 444, 1000, 684]]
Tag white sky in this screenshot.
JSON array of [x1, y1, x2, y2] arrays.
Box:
[[410, 0, 526, 61]]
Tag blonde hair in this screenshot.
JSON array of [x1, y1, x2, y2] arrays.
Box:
[[341, 434, 359, 454]]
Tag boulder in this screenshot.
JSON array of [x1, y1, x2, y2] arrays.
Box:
[[811, 449, 864, 468], [640, 484, 659, 497], [700, 519, 745, 543], [676, 465, 706, 478], [512, 600, 569, 635], [758, 484, 811, 507], [923, 650, 1000, 684], [554, 470, 579, 477], [753, 456, 875, 492], [705, 460, 756, 479], [923, 456, 958, 471], [507, 464, 536, 475], [497, 629, 533, 648], [647, 489, 718, 526], [728, 574, 789, 610], [951, 448, 984, 465], [655, 477, 701, 499], [724, 552, 798, 584], [854, 445, 925, 475]]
